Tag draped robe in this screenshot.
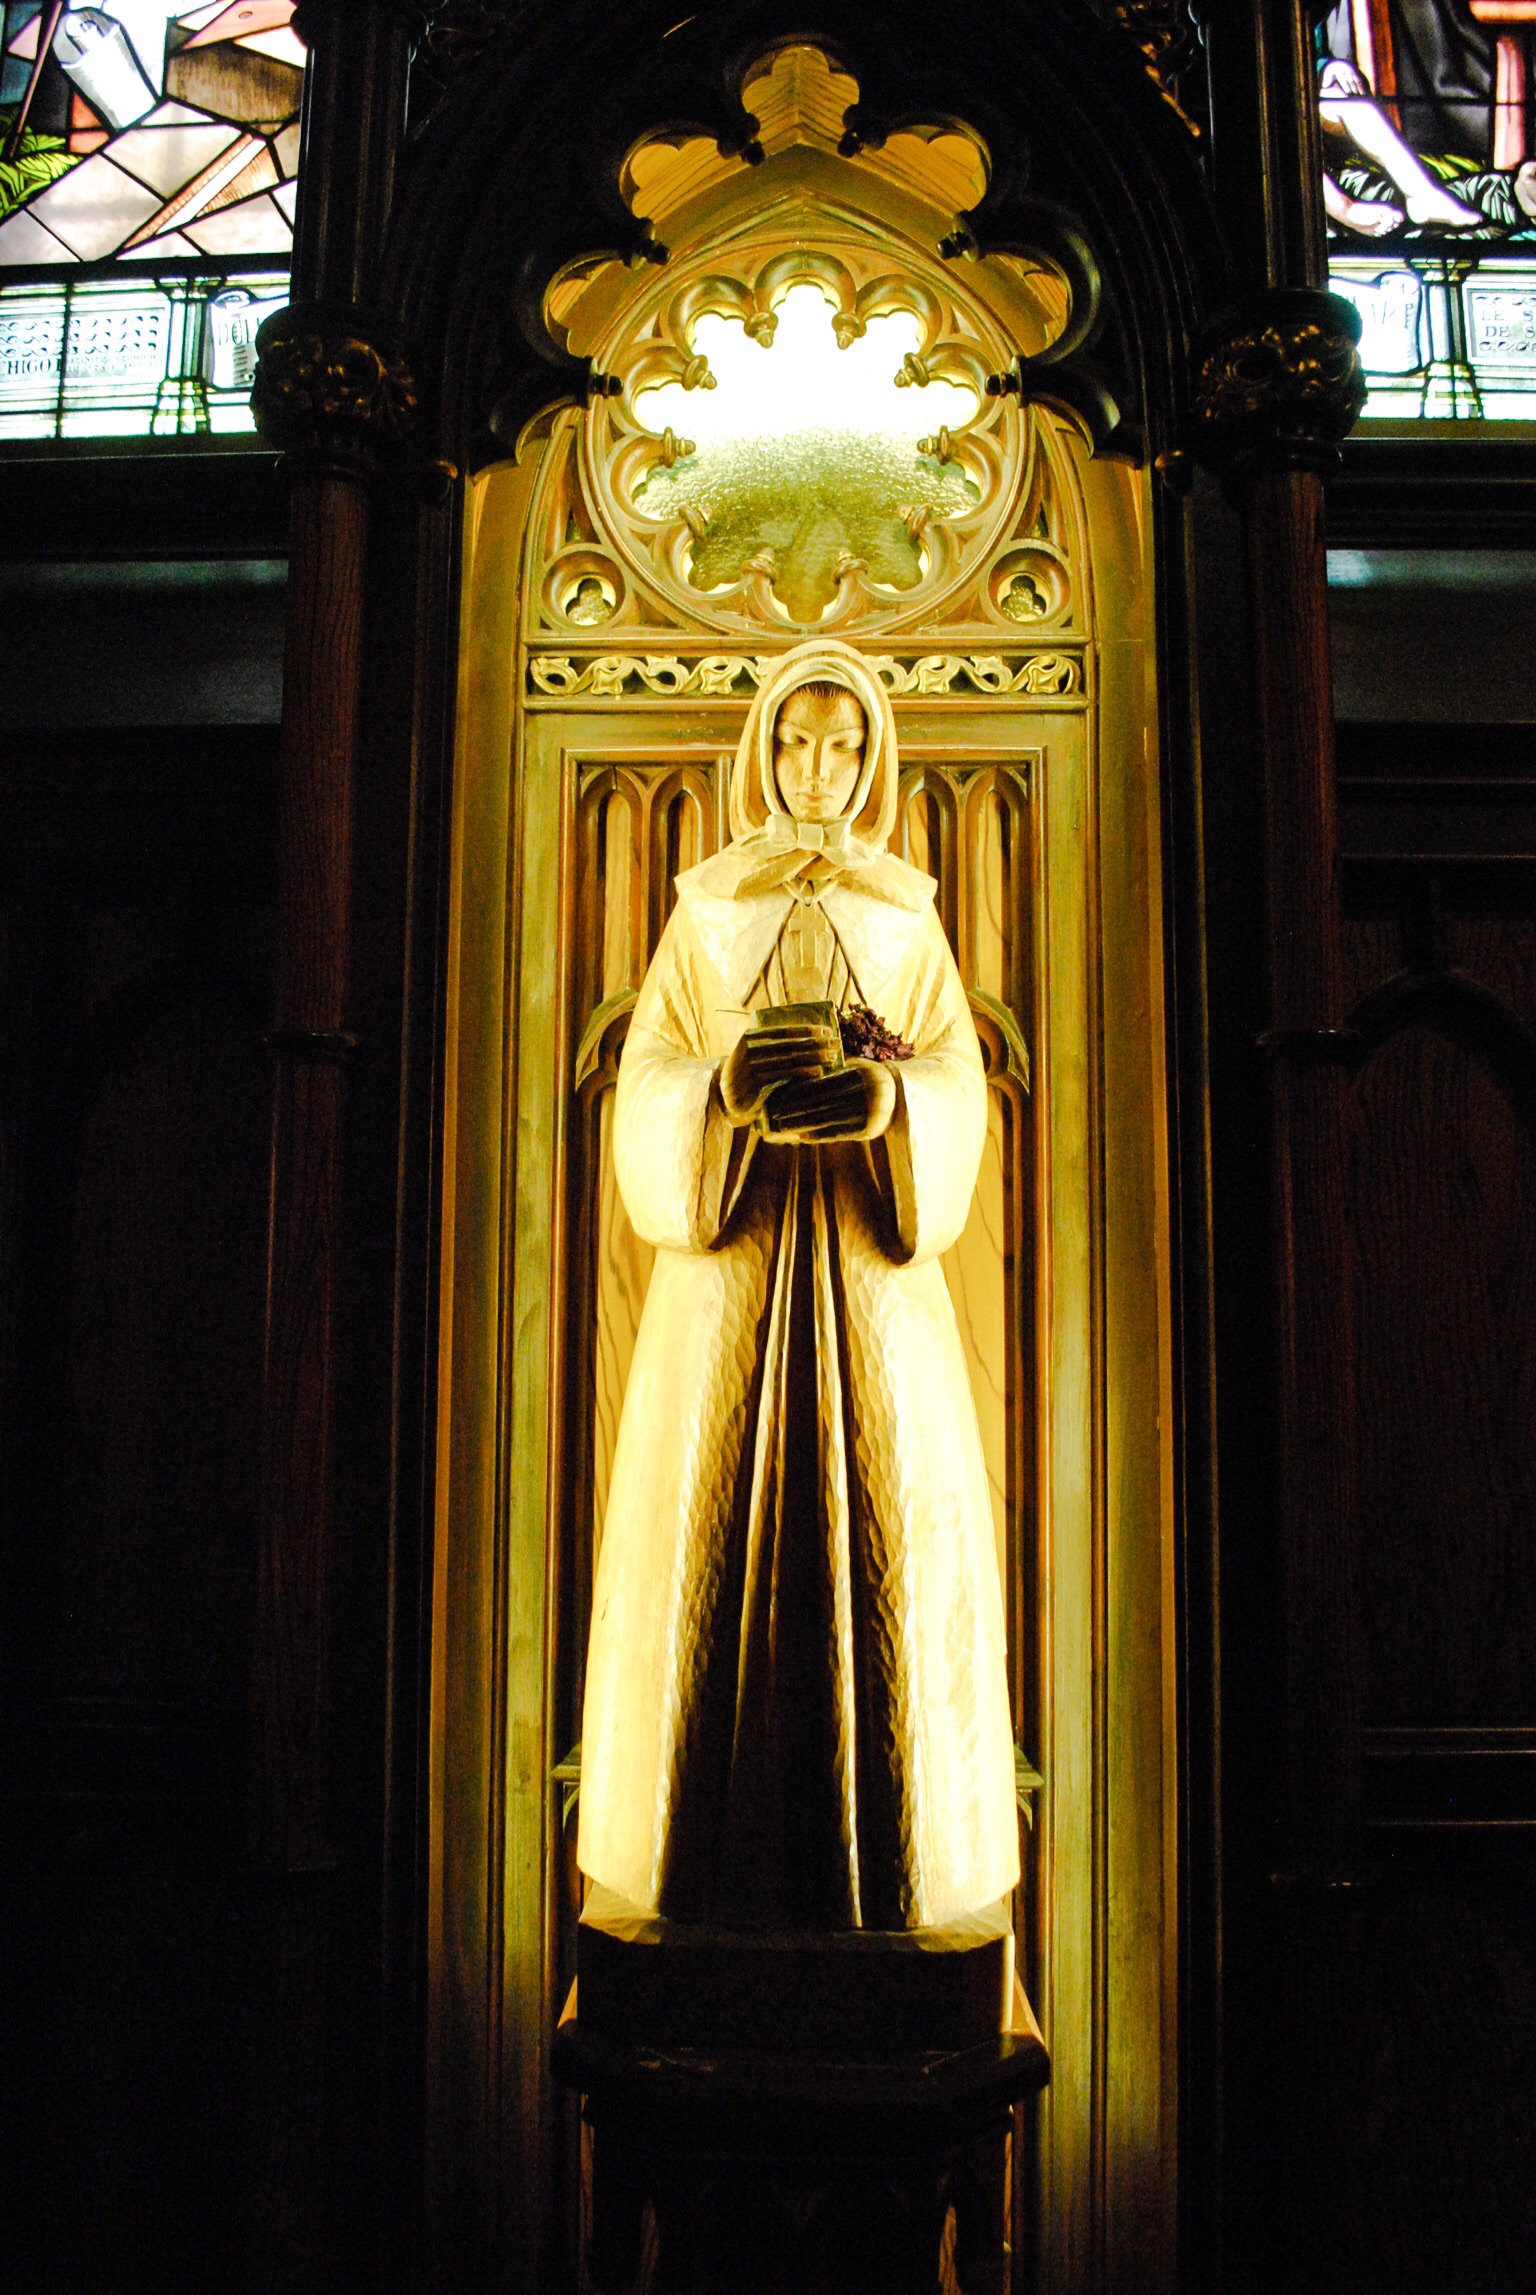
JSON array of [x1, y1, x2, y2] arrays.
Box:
[[577, 644, 1020, 1932]]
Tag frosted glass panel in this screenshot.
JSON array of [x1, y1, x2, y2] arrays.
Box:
[[630, 282, 982, 621]]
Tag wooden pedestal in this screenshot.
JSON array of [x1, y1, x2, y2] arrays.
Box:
[[553, 1889, 1049, 2295]]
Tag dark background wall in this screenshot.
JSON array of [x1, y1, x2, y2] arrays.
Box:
[[1271, 520, 1536, 2295], [0, 449, 285, 2294]]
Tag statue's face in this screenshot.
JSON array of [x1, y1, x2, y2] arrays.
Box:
[[772, 686, 868, 823]]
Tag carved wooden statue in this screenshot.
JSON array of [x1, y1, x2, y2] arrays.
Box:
[[578, 639, 1019, 1932]]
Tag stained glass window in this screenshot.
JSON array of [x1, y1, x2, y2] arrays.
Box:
[[1322, 0, 1536, 415], [0, 1, 301, 434]]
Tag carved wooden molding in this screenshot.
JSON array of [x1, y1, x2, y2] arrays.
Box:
[[1111, 0, 1202, 135], [528, 649, 1081, 700], [252, 302, 418, 475], [405, 24, 1157, 469], [1192, 289, 1366, 478], [575, 229, 1038, 635]]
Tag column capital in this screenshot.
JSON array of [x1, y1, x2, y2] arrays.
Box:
[[1192, 288, 1366, 480], [252, 301, 417, 478]]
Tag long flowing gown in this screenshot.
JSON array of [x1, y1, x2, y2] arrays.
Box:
[[577, 644, 1019, 1932]]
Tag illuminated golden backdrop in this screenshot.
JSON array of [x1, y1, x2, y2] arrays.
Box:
[[431, 52, 1175, 2290]]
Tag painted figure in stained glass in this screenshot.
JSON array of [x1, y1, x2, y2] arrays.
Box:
[[1321, 0, 1536, 240], [577, 639, 1020, 1934], [0, 0, 302, 260]]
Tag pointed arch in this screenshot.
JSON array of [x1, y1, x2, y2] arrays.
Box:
[[1350, 966, 1536, 1121]]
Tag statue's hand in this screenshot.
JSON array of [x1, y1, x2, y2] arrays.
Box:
[[719, 1021, 839, 1126], [761, 1059, 898, 1144]]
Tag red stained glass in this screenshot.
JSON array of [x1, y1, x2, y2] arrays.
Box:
[[1322, 0, 1536, 417]]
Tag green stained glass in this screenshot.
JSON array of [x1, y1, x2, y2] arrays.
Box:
[[0, 123, 74, 223], [628, 282, 984, 621], [1319, 3, 1536, 418], [636, 431, 976, 623]]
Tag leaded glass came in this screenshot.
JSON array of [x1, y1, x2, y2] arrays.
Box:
[[0, 1, 300, 434], [1321, 0, 1536, 415]]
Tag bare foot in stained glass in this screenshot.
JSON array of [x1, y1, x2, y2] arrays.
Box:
[[1324, 174, 1403, 236], [1318, 60, 1482, 231], [1400, 178, 1483, 229]]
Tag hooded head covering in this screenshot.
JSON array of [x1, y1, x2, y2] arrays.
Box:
[[675, 640, 935, 1003], [728, 639, 900, 852]]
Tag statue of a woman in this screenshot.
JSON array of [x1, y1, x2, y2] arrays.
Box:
[[578, 639, 1019, 1932]]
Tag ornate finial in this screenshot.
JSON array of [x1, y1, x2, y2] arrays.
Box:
[[1192, 291, 1366, 479], [252, 304, 417, 476]]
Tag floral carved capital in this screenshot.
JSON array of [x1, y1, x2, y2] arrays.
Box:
[[1192, 291, 1365, 478], [252, 303, 417, 474]]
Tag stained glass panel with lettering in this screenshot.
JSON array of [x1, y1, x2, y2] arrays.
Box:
[[1322, 0, 1536, 415]]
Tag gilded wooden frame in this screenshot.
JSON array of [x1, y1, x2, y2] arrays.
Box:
[[429, 102, 1175, 2294]]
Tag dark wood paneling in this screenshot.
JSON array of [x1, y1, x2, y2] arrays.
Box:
[[1237, 709, 1536, 2295], [1364, 1727, 1536, 1827], [58, 993, 264, 1695], [1332, 435, 1536, 551], [1331, 576, 1536, 727], [0, 562, 288, 731], [1340, 913, 1406, 1006], [1339, 723, 1536, 1747], [0, 724, 276, 2295], [6, 1839, 250, 2295], [0, 443, 286, 564], [1342, 786, 1536, 864], [1451, 911, 1536, 1026], [1292, 1856, 1536, 2295], [1351, 1016, 1536, 1722]]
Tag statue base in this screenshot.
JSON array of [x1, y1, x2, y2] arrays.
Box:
[[553, 1887, 1049, 2295]]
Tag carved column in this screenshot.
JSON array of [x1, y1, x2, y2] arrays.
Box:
[[247, 3, 414, 2284], [1192, 290, 1370, 2282], [1193, 288, 1366, 1877], [1183, 9, 1376, 2281]]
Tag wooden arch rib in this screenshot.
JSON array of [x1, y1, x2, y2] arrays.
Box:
[[1349, 968, 1536, 1122]]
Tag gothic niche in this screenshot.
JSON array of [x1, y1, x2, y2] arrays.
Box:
[[528, 43, 1084, 674], [436, 36, 1171, 2294]]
